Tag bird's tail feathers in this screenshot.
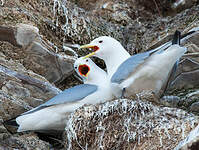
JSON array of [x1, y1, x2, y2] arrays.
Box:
[[172, 30, 181, 45]]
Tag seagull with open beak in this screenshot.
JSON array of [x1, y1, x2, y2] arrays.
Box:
[[4, 57, 114, 132], [80, 36, 131, 78], [80, 28, 199, 99]]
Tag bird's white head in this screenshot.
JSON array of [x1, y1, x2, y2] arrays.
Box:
[[74, 57, 108, 85], [80, 36, 126, 60], [80, 36, 130, 77], [80, 36, 127, 60]]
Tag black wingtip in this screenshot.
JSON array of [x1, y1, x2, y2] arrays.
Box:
[[181, 30, 195, 39], [172, 30, 181, 45], [3, 117, 19, 134], [3, 117, 19, 127]]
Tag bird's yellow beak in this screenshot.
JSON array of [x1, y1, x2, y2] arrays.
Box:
[[83, 52, 95, 59], [80, 44, 96, 49], [80, 44, 99, 59]]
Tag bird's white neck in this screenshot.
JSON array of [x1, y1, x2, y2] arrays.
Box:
[[104, 48, 130, 78], [84, 68, 108, 86]]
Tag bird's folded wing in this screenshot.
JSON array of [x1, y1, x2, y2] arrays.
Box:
[[22, 84, 98, 115], [111, 49, 160, 84], [110, 29, 194, 85]]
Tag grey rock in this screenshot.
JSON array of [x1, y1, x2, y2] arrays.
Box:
[[171, 0, 198, 14], [0, 124, 7, 133], [0, 56, 62, 122], [0, 90, 31, 120], [3, 80, 31, 99], [160, 95, 182, 107], [175, 124, 199, 150], [0, 64, 61, 102], [46, 0, 126, 55], [171, 90, 199, 111], [0, 133, 51, 150], [177, 58, 199, 75], [126, 5, 199, 54], [0, 119, 10, 142], [0, 24, 75, 84], [184, 31, 199, 49], [0, 26, 21, 47], [0, 58, 62, 148], [170, 70, 199, 90], [25, 41, 74, 84], [190, 102, 199, 113], [15, 24, 39, 48], [186, 90, 199, 98]]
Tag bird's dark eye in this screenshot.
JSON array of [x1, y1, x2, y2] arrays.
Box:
[[99, 40, 103, 43], [86, 59, 88, 62], [75, 66, 77, 69]]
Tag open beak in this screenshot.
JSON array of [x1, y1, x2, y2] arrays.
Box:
[[80, 44, 95, 49], [78, 64, 90, 77], [80, 44, 99, 51], [80, 44, 99, 59], [83, 52, 95, 59]]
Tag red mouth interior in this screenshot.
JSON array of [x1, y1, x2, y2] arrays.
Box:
[[78, 64, 90, 76], [91, 46, 99, 52]]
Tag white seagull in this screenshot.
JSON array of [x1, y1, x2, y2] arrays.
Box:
[[4, 57, 113, 132], [80, 29, 198, 98], [80, 36, 131, 78]]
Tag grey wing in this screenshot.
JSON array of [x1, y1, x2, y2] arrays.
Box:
[[111, 52, 151, 84], [111, 41, 173, 84], [111, 29, 196, 86], [22, 84, 98, 115], [111, 50, 157, 84]]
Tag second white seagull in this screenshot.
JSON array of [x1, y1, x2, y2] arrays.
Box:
[[4, 57, 113, 132]]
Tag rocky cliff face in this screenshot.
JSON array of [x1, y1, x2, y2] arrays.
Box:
[[0, 0, 199, 149]]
